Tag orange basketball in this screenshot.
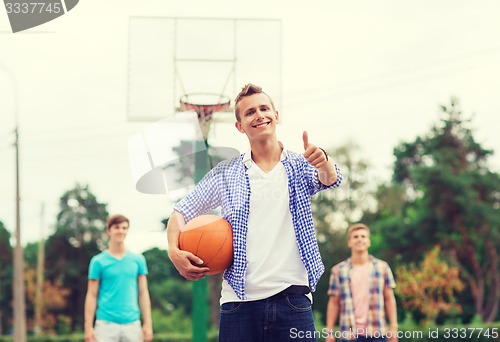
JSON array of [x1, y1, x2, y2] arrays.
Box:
[[179, 215, 233, 275]]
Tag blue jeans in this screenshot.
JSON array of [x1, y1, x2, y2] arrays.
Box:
[[219, 293, 316, 341]]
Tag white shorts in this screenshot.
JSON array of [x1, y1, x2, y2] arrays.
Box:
[[95, 320, 143, 342]]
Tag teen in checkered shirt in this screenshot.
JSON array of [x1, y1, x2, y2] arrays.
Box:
[[326, 223, 398, 342], [167, 84, 342, 341]]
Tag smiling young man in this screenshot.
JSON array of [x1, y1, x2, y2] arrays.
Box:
[[84, 214, 153, 342], [167, 84, 343, 341], [326, 224, 398, 342]]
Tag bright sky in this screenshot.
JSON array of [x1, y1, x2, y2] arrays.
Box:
[[1, 0, 499, 253]]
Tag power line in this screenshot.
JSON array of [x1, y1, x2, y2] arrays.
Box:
[[284, 44, 500, 101], [284, 46, 500, 108], [284, 55, 500, 109]]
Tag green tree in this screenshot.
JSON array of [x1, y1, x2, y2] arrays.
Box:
[[143, 247, 184, 283], [0, 221, 13, 335], [23, 241, 39, 269], [142, 247, 192, 315], [396, 246, 464, 325], [386, 98, 500, 322], [361, 183, 415, 263], [24, 265, 71, 335], [164, 140, 238, 195], [45, 184, 108, 331]]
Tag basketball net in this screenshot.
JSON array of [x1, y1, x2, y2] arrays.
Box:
[[179, 94, 231, 140]]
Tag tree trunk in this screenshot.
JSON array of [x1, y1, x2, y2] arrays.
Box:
[[455, 223, 488, 319], [451, 226, 500, 322], [461, 271, 485, 319], [483, 240, 500, 322]]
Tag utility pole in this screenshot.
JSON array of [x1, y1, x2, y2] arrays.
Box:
[[13, 125, 27, 342], [34, 203, 46, 335], [2, 62, 27, 342]]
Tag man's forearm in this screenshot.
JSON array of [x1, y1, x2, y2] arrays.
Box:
[[84, 294, 97, 329], [167, 211, 185, 251], [139, 291, 152, 327], [326, 296, 340, 330], [318, 160, 338, 186], [385, 291, 398, 328]]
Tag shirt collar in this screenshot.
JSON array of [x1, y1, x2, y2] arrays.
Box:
[[243, 141, 289, 169], [346, 255, 376, 268]]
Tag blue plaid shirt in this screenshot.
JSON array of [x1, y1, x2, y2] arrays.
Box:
[[174, 149, 342, 300], [328, 256, 396, 339]]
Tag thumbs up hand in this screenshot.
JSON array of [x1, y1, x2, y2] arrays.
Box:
[[302, 131, 328, 169]]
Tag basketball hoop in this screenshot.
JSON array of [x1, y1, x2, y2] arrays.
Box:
[[179, 93, 231, 139]]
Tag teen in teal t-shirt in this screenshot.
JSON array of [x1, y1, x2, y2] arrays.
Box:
[[84, 214, 153, 342], [88, 250, 148, 324]]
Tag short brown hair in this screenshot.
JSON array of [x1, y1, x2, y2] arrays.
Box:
[[348, 223, 370, 238], [234, 83, 276, 121], [106, 214, 129, 230]]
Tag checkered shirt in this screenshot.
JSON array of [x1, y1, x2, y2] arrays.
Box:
[[328, 255, 396, 340], [174, 150, 342, 300]]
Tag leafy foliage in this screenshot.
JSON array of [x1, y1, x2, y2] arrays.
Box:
[[44, 184, 108, 331], [381, 98, 500, 322], [0, 222, 13, 335], [397, 246, 464, 325], [25, 267, 71, 334], [143, 248, 192, 316]]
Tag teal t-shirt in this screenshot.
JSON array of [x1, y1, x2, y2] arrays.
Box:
[[88, 251, 148, 324]]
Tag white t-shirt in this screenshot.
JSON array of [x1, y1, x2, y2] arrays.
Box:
[[220, 149, 310, 304]]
